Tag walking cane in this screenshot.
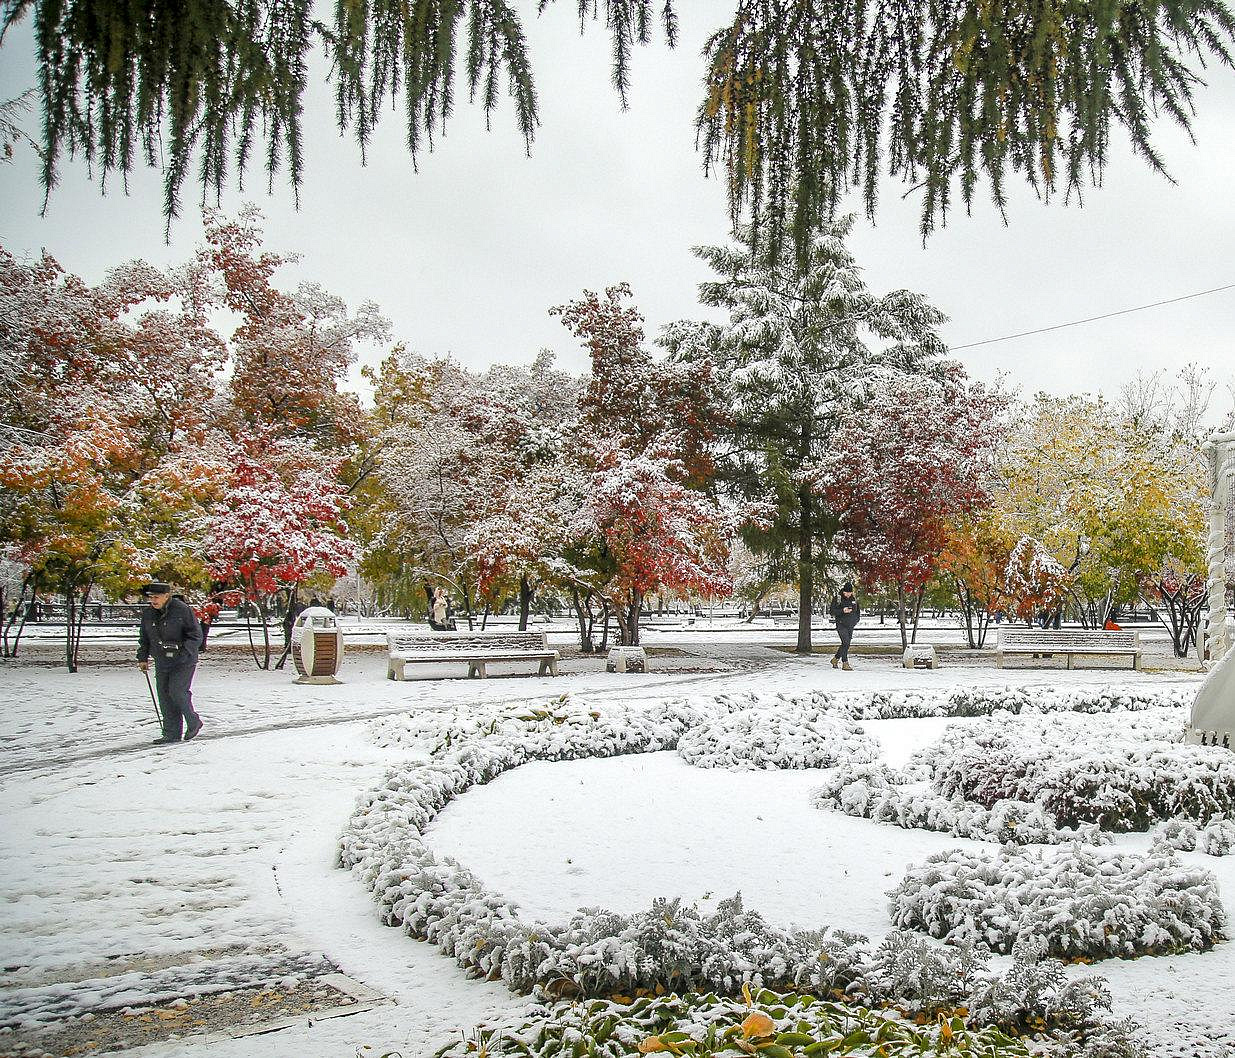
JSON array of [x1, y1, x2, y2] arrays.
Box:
[[143, 666, 163, 729]]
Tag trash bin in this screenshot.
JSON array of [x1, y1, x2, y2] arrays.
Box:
[[292, 606, 344, 684]]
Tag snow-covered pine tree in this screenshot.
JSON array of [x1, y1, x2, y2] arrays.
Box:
[[665, 215, 949, 653]]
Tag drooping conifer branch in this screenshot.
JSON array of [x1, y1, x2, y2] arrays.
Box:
[[696, 0, 1235, 256], [4, 0, 1234, 250]]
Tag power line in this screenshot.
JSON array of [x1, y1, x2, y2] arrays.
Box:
[[951, 282, 1235, 351]]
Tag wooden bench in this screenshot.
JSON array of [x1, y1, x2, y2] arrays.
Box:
[[996, 628, 1142, 669], [386, 630, 559, 680]]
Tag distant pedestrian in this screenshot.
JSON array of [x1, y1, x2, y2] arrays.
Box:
[[429, 587, 452, 631], [137, 582, 203, 745], [828, 582, 861, 670]]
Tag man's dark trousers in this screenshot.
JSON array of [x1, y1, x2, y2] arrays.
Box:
[[835, 626, 854, 663], [155, 663, 199, 740]]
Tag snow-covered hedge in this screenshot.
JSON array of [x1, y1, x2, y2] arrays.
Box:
[[343, 688, 1204, 1049], [812, 763, 1107, 846], [890, 845, 1226, 959], [367, 685, 1192, 757], [368, 696, 700, 754], [342, 709, 1139, 1039], [1157, 817, 1235, 857], [1201, 818, 1235, 855], [677, 708, 880, 770], [922, 713, 1235, 831], [713, 684, 1192, 721]]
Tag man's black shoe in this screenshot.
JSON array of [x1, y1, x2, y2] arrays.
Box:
[[184, 722, 202, 741], [151, 736, 181, 745]]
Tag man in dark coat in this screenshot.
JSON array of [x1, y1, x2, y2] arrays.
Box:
[[828, 582, 861, 671], [137, 582, 203, 744]]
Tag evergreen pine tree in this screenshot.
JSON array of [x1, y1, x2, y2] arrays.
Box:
[[663, 214, 948, 653]]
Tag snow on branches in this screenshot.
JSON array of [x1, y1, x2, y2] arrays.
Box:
[[813, 373, 1007, 645]]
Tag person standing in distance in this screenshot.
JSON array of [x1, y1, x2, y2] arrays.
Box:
[[137, 582, 203, 744], [828, 582, 861, 670]]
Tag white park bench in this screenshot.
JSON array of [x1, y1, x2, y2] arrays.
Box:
[[386, 630, 560, 680], [996, 627, 1142, 670]]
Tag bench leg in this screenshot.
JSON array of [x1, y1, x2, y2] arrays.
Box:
[[470, 661, 487, 679], [549, 658, 558, 676], [997, 654, 1004, 668], [388, 661, 404, 681], [1066, 654, 1074, 670], [1133, 654, 1140, 670]]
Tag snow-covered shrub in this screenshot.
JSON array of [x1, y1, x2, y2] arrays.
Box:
[[919, 713, 1235, 831], [812, 764, 1103, 846], [1201, 817, 1235, 856], [368, 695, 699, 754], [369, 685, 1191, 759], [966, 940, 1145, 1056], [860, 931, 987, 1013], [830, 685, 1191, 721], [432, 989, 1031, 1058], [676, 707, 880, 769], [890, 845, 1226, 959], [1151, 819, 1199, 852], [342, 711, 1134, 1043]]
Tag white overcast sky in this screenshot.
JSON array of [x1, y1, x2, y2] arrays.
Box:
[[1, 3, 1233, 418]]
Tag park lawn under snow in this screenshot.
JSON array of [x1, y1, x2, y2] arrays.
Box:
[[0, 638, 1228, 1058]]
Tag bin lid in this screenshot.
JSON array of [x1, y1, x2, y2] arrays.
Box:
[[294, 606, 339, 628]]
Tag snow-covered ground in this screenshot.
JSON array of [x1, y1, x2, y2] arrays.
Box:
[[0, 631, 1226, 1057]]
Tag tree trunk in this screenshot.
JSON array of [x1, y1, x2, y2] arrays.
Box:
[[796, 485, 813, 654], [909, 584, 926, 644], [571, 585, 595, 653], [275, 584, 298, 669], [64, 586, 78, 673], [257, 596, 273, 669], [623, 589, 643, 646], [599, 599, 611, 650], [69, 580, 93, 671], [895, 583, 909, 649], [2, 576, 31, 658], [518, 574, 534, 631]]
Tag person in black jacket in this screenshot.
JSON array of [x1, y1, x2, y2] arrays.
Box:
[[828, 582, 861, 670], [137, 582, 203, 744]]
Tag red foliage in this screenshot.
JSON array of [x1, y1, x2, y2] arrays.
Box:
[[816, 374, 1007, 598]]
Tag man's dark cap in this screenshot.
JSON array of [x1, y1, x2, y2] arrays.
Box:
[[841, 581, 854, 592], [140, 581, 173, 596]]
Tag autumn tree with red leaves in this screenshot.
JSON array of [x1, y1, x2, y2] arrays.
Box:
[[1, 209, 390, 670], [814, 372, 1007, 648], [552, 284, 733, 646], [197, 434, 357, 668]]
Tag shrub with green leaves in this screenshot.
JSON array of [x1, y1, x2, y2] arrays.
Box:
[[433, 989, 1031, 1058]]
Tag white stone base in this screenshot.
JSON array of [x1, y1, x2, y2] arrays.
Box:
[[902, 645, 938, 669], [607, 646, 648, 674], [295, 675, 343, 685]]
